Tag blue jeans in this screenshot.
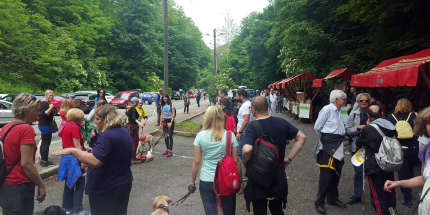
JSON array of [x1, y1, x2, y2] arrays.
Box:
[[353, 164, 363, 199], [199, 181, 236, 215], [62, 175, 85, 213], [238, 139, 244, 162]]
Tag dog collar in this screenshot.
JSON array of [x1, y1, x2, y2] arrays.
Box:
[[155, 204, 169, 213]]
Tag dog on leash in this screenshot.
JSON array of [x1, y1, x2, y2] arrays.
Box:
[[137, 150, 154, 163], [136, 135, 154, 154], [152, 195, 172, 215], [35, 137, 42, 164]]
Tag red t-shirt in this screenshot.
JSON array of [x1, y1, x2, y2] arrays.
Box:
[[0, 121, 37, 185], [60, 110, 67, 121], [62, 122, 84, 149]]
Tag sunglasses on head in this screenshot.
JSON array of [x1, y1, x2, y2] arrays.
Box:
[[360, 100, 370, 103], [28, 95, 37, 104]]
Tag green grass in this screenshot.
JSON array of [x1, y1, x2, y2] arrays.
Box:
[[175, 121, 202, 133]]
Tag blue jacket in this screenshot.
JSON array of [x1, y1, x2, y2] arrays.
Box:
[[57, 155, 82, 189], [93, 97, 107, 109]]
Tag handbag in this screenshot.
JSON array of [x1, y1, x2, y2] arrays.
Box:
[[49, 121, 58, 133]]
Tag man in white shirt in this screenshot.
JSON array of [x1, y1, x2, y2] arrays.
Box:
[[269, 88, 277, 116], [236, 88, 252, 161]]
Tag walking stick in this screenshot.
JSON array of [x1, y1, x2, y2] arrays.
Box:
[[362, 161, 365, 211]]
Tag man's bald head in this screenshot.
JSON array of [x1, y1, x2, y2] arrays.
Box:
[[251, 96, 268, 113], [368, 104, 382, 119]]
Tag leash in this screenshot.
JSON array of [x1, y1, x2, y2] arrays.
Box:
[[153, 127, 170, 147], [171, 191, 193, 206]]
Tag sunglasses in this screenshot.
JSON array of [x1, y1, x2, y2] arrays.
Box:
[[28, 95, 37, 104], [338, 98, 347, 101], [359, 100, 370, 103]]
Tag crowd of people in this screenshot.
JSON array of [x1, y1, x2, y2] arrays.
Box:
[[1, 86, 429, 215]]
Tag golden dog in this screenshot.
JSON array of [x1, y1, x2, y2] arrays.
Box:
[[136, 135, 154, 155], [152, 195, 172, 215]]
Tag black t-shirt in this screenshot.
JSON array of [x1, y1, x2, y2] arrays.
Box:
[[126, 107, 139, 125], [242, 117, 299, 162], [39, 101, 54, 126]]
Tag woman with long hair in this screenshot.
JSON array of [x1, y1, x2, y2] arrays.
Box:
[[38, 90, 56, 167], [60, 99, 71, 122], [126, 97, 144, 164], [190, 105, 243, 215], [53, 105, 133, 215], [0, 93, 46, 214], [386, 98, 418, 207], [93, 89, 107, 109], [60, 108, 91, 215], [159, 95, 176, 157], [88, 100, 108, 148], [385, 107, 430, 214]]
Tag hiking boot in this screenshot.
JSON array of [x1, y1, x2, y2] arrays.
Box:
[[166, 150, 172, 157], [162, 150, 169, 155]]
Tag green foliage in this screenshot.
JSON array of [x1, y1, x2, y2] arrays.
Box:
[[0, 0, 212, 94]]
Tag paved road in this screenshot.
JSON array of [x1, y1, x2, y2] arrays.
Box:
[[33, 97, 206, 172]]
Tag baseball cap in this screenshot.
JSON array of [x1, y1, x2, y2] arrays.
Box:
[[131, 97, 139, 103], [159, 88, 163, 92]]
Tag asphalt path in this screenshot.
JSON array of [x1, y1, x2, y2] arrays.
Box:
[[33, 97, 203, 172]]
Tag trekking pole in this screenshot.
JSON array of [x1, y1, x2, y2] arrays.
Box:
[[362, 161, 365, 211]]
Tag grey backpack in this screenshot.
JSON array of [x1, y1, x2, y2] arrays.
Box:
[[370, 124, 404, 172]]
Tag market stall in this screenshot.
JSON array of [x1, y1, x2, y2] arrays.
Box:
[[350, 48, 430, 110], [269, 73, 317, 123]]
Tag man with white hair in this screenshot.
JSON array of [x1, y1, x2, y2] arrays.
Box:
[[313, 90, 348, 214]]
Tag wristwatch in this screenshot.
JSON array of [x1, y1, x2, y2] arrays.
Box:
[[238, 131, 244, 134]]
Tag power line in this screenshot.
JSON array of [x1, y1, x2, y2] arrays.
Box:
[[188, 0, 207, 26]]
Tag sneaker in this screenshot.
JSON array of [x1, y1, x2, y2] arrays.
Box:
[[74, 210, 91, 215], [162, 150, 169, 155], [344, 150, 351, 155], [166, 150, 172, 157], [401, 201, 413, 208], [155, 124, 160, 126], [131, 159, 142, 164], [65, 209, 72, 215], [45, 161, 54, 165], [242, 174, 248, 182]]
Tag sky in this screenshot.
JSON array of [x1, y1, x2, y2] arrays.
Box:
[[173, 0, 270, 48]]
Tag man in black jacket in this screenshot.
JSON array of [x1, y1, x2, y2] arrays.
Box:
[[356, 105, 397, 215]]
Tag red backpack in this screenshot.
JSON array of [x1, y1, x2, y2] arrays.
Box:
[[213, 131, 240, 212], [224, 112, 237, 135]]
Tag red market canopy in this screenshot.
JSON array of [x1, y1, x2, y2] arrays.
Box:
[[312, 68, 355, 88], [268, 73, 317, 89], [351, 48, 430, 87]]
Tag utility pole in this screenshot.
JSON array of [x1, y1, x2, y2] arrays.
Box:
[[163, 0, 169, 94], [213, 29, 217, 77]]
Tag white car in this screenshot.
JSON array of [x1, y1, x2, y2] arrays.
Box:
[[105, 93, 114, 104], [0, 100, 14, 125]]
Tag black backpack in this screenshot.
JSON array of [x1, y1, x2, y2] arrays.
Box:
[[0, 122, 24, 185], [245, 120, 279, 188]]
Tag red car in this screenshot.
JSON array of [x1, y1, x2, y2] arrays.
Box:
[[110, 91, 140, 109], [52, 95, 73, 113], [188, 91, 194, 98]]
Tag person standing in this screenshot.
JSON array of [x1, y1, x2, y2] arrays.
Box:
[[70, 100, 92, 147], [60, 108, 91, 215], [196, 89, 202, 107], [183, 92, 190, 114], [88, 100, 108, 148], [236, 88, 252, 161], [190, 106, 243, 215], [345, 93, 370, 205], [93, 89, 107, 109], [39, 90, 56, 167], [269, 88, 277, 116], [126, 97, 144, 164], [159, 95, 176, 157], [155, 88, 163, 126], [276, 90, 283, 113], [53, 105, 133, 215], [356, 105, 397, 215], [314, 90, 348, 214], [386, 98, 418, 207], [135, 99, 148, 130], [0, 93, 46, 214]]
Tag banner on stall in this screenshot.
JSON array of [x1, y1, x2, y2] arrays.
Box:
[[299, 104, 310, 119], [341, 106, 349, 123]]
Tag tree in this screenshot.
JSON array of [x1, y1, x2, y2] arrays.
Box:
[[218, 11, 240, 62]]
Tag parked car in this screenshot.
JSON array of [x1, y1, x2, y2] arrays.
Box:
[[51, 95, 72, 114], [110, 91, 139, 109], [2, 93, 44, 103], [0, 100, 14, 125], [73, 93, 96, 113], [74, 91, 97, 94], [171, 91, 183, 100], [62, 93, 76, 100], [139, 93, 154, 104], [105, 93, 114, 104], [130, 89, 142, 93], [0, 94, 7, 100], [188, 91, 194, 98]]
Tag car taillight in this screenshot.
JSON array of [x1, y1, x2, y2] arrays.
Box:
[[86, 100, 91, 103]]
